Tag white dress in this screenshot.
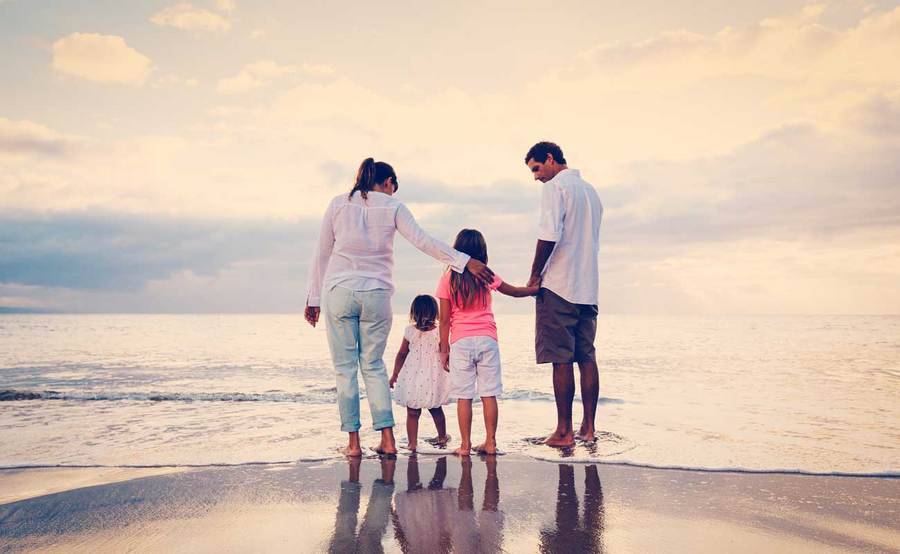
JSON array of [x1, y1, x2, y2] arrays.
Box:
[[393, 325, 450, 409]]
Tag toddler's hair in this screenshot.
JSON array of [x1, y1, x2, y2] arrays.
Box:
[[450, 229, 489, 309], [410, 295, 438, 330]]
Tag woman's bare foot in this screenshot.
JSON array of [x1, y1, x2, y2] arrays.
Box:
[[341, 445, 363, 457], [375, 428, 397, 456], [544, 430, 575, 447], [453, 444, 472, 456], [474, 441, 497, 455]]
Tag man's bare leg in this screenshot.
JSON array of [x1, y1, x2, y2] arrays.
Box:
[[576, 358, 599, 442], [454, 399, 473, 456], [545, 363, 576, 447], [375, 427, 397, 456], [406, 407, 421, 452], [343, 431, 363, 457], [474, 396, 498, 454]]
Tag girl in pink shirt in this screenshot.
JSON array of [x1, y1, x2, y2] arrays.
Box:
[[436, 229, 539, 456]]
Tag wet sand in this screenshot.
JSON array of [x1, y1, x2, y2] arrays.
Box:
[[0, 456, 898, 553]]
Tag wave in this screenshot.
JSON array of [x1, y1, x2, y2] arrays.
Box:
[[1, 457, 896, 479], [0, 389, 337, 404], [517, 454, 900, 478], [0, 388, 622, 405]]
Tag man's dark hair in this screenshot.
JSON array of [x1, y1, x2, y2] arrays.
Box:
[[525, 141, 566, 165]]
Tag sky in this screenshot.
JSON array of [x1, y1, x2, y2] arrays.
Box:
[[1, 0, 899, 314]]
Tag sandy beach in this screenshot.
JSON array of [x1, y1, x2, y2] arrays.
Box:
[[1, 455, 897, 553]]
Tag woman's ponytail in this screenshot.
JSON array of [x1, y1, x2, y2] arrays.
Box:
[[350, 157, 376, 200]]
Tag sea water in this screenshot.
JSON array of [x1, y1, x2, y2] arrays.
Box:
[[1, 314, 897, 475]]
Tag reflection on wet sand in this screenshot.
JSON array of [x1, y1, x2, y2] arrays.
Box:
[[329, 456, 506, 553], [540, 464, 606, 553], [328, 457, 395, 553], [1, 456, 895, 553]]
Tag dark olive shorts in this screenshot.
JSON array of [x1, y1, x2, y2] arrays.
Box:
[[535, 288, 598, 364]]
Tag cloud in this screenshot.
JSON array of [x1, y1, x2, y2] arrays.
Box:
[[51, 33, 152, 86], [0, 211, 311, 291], [214, 0, 235, 12], [151, 3, 231, 32], [0, 118, 80, 157], [216, 60, 334, 94]]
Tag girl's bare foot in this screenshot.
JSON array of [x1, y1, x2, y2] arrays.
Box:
[[474, 441, 497, 455], [544, 430, 575, 447], [406, 442, 417, 453], [434, 434, 451, 446], [453, 444, 472, 457]]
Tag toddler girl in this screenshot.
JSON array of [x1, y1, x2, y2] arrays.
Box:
[[436, 229, 538, 456], [390, 295, 452, 452]]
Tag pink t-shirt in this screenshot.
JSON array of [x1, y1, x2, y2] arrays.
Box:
[[435, 271, 503, 344]]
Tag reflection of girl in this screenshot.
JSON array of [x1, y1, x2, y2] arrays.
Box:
[[392, 457, 454, 553]]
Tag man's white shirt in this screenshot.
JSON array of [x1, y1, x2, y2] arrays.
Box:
[[537, 168, 603, 305]]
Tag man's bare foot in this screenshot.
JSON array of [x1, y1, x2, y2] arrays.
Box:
[[341, 445, 363, 457], [544, 431, 575, 447], [453, 444, 472, 457], [575, 426, 596, 442], [474, 442, 497, 455]]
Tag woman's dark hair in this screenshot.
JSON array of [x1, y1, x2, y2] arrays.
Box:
[[409, 295, 438, 330], [350, 157, 398, 199], [525, 141, 566, 165], [449, 229, 489, 309]]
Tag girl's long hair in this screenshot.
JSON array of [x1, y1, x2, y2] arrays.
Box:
[[409, 295, 438, 331], [449, 229, 489, 309], [349, 157, 398, 200]]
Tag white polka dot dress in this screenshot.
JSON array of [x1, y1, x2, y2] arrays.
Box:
[[393, 324, 450, 409]]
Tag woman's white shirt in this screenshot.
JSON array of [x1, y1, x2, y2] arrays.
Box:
[[306, 191, 470, 306]]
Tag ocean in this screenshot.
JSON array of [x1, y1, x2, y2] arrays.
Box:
[[1, 314, 897, 476]]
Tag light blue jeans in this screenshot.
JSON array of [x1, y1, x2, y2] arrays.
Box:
[[324, 286, 395, 432]]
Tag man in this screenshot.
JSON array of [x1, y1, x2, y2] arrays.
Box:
[[525, 141, 603, 447]]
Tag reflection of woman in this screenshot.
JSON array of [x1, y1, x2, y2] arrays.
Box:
[[539, 464, 606, 553], [305, 158, 493, 456], [327, 457, 396, 554]]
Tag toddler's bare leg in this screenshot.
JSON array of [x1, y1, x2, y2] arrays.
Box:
[[428, 407, 450, 444], [406, 407, 421, 452]]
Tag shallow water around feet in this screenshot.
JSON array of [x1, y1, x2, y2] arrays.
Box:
[[1, 314, 898, 475]]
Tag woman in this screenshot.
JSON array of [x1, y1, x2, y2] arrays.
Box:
[[305, 158, 493, 457]]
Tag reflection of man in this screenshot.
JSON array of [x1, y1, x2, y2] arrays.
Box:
[[539, 464, 606, 553], [328, 457, 395, 553], [524, 141, 604, 447]]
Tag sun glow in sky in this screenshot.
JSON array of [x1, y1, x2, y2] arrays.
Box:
[[1, 0, 899, 313]]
